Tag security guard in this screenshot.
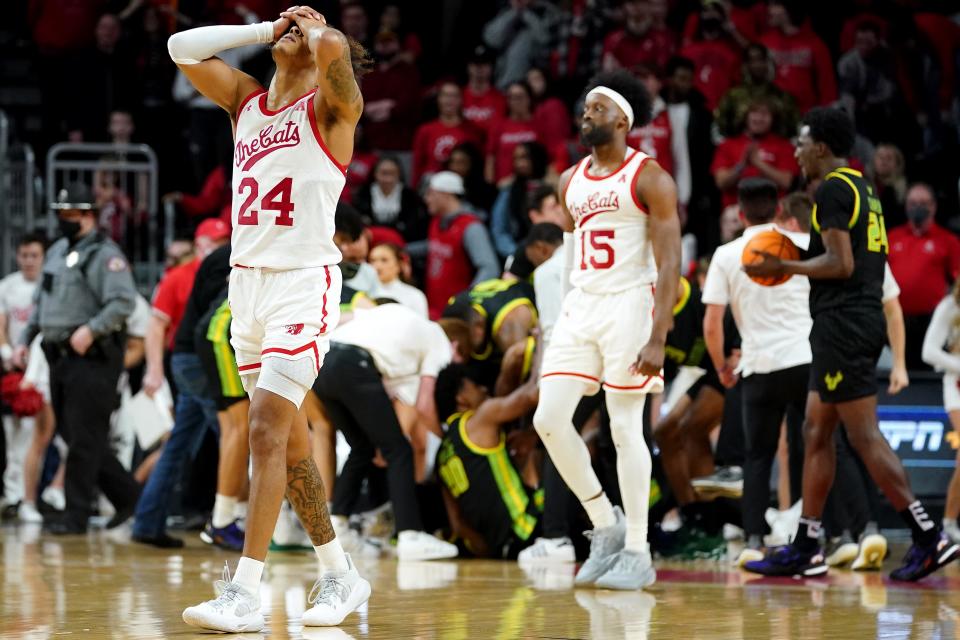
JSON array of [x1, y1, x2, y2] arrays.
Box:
[[18, 183, 140, 534]]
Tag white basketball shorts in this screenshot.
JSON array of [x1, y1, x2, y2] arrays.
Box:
[[229, 265, 341, 406], [541, 284, 664, 395]]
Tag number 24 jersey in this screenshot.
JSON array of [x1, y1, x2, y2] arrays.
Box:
[[563, 148, 657, 294], [230, 89, 346, 270]]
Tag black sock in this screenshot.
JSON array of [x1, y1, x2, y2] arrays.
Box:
[[899, 500, 939, 546], [681, 502, 707, 528], [792, 517, 822, 553]]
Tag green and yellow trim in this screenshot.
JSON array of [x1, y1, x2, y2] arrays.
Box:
[[672, 276, 691, 316], [206, 299, 244, 398], [520, 336, 536, 382]]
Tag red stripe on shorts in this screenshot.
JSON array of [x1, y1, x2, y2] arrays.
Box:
[[542, 371, 600, 382], [319, 266, 331, 334], [238, 362, 261, 372], [604, 375, 663, 391], [261, 341, 320, 372]]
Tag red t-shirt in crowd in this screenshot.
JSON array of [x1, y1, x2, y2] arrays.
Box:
[[152, 257, 202, 349], [679, 40, 741, 111], [888, 223, 960, 316], [361, 61, 421, 151], [602, 27, 676, 74], [462, 86, 507, 142], [180, 165, 232, 225], [29, 0, 108, 53], [486, 118, 540, 184], [533, 98, 572, 147], [627, 109, 673, 175], [411, 119, 482, 189], [760, 28, 837, 114], [552, 139, 589, 175], [710, 133, 798, 207]]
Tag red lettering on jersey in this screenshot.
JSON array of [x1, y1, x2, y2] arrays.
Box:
[[570, 191, 620, 226], [235, 120, 302, 171], [284, 323, 305, 336]]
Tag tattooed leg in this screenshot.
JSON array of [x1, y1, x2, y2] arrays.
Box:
[[286, 455, 336, 546]]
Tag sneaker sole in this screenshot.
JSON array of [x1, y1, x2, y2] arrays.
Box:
[[199, 531, 214, 545], [575, 554, 620, 587], [852, 536, 887, 572], [595, 567, 657, 590], [302, 577, 371, 626], [826, 544, 859, 568], [693, 485, 743, 500], [182, 607, 264, 633]]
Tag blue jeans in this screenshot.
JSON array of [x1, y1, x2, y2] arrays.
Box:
[[133, 352, 219, 537]]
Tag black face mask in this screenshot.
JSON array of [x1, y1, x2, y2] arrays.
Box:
[[907, 205, 931, 227], [340, 260, 361, 279], [701, 17, 722, 35], [58, 218, 82, 240]]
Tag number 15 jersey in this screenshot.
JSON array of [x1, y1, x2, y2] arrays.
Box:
[[230, 89, 346, 270], [564, 148, 657, 294]]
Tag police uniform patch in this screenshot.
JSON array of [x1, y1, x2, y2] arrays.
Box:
[[107, 256, 128, 272]]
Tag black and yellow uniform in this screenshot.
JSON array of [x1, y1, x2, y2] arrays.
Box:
[[807, 167, 888, 402], [437, 411, 542, 558], [665, 276, 723, 395], [340, 284, 369, 313], [195, 290, 245, 410], [445, 278, 537, 385]]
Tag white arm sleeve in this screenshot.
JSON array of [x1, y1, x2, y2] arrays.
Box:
[[560, 232, 574, 300], [167, 22, 273, 65]]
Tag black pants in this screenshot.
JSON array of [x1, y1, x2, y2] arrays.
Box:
[[313, 344, 423, 532], [715, 381, 744, 469], [904, 313, 933, 371], [741, 365, 808, 537], [46, 340, 140, 527]]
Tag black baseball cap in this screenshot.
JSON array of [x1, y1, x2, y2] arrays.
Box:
[[50, 183, 96, 211], [468, 45, 495, 65]]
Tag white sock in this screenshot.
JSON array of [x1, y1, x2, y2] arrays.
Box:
[[944, 518, 958, 530], [314, 537, 349, 573], [607, 393, 652, 553], [232, 556, 264, 594], [583, 493, 617, 530], [533, 377, 612, 529], [212, 494, 238, 528], [234, 501, 248, 521]]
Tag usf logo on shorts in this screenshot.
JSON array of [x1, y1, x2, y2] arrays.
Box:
[[824, 371, 844, 391]]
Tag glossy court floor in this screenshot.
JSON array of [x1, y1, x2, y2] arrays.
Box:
[[3, 526, 960, 639]]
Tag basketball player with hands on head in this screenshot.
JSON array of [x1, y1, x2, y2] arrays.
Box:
[[532, 70, 682, 590], [168, 5, 372, 632], [743, 107, 958, 581]]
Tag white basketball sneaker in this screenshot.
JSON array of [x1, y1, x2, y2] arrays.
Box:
[[182, 564, 264, 633], [302, 554, 371, 627], [518, 537, 576, 564], [396, 530, 459, 561]]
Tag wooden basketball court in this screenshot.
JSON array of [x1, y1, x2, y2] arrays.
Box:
[[4, 526, 960, 639]]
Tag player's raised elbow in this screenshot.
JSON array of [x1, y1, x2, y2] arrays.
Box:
[[167, 32, 199, 65]]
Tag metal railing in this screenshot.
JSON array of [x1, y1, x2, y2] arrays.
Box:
[[0, 111, 39, 275], [46, 142, 161, 292]]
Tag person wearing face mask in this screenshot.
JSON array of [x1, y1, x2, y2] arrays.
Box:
[[15, 183, 140, 535], [678, 1, 743, 112], [887, 183, 960, 371]]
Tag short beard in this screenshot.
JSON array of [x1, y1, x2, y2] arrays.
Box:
[[580, 124, 615, 148]]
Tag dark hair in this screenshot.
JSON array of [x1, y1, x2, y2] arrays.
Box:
[[781, 191, 813, 232], [335, 202, 366, 240], [17, 231, 47, 250], [435, 363, 473, 423], [370, 154, 406, 185], [514, 141, 549, 180], [584, 69, 653, 128], [738, 177, 779, 224], [506, 80, 534, 117], [524, 222, 563, 246], [441, 294, 482, 325], [347, 37, 373, 78], [374, 297, 400, 305], [527, 65, 557, 100], [745, 43, 769, 60], [665, 56, 695, 77], [527, 183, 556, 213], [769, 0, 807, 27], [801, 107, 856, 158]]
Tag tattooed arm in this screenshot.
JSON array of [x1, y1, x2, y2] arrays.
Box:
[[286, 455, 337, 546]]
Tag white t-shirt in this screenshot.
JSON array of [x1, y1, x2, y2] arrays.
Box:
[[331, 303, 451, 382], [533, 249, 564, 344], [378, 279, 429, 318], [0, 271, 39, 346], [701, 223, 812, 376]]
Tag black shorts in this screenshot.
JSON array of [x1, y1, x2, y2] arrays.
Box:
[[685, 366, 724, 399], [809, 308, 885, 403]]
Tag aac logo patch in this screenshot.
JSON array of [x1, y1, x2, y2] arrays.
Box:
[[284, 323, 304, 336], [824, 371, 843, 391]]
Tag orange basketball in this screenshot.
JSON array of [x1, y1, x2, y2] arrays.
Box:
[[741, 229, 800, 286]]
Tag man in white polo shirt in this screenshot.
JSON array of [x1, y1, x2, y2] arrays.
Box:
[[313, 301, 460, 561], [702, 178, 812, 558]]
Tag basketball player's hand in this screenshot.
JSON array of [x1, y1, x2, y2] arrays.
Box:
[[280, 6, 327, 36], [630, 340, 665, 377], [888, 365, 909, 395], [743, 250, 784, 278]]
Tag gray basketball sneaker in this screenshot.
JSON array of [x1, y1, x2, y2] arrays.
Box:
[[575, 506, 626, 587]]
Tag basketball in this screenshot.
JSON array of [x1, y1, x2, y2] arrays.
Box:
[[741, 229, 800, 286]]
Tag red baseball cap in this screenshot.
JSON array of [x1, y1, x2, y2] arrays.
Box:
[[195, 218, 230, 241]]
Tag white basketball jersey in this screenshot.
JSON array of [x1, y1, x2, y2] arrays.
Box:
[[230, 90, 345, 270], [564, 148, 657, 294]]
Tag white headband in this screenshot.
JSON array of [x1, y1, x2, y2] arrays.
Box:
[[586, 87, 634, 129]]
